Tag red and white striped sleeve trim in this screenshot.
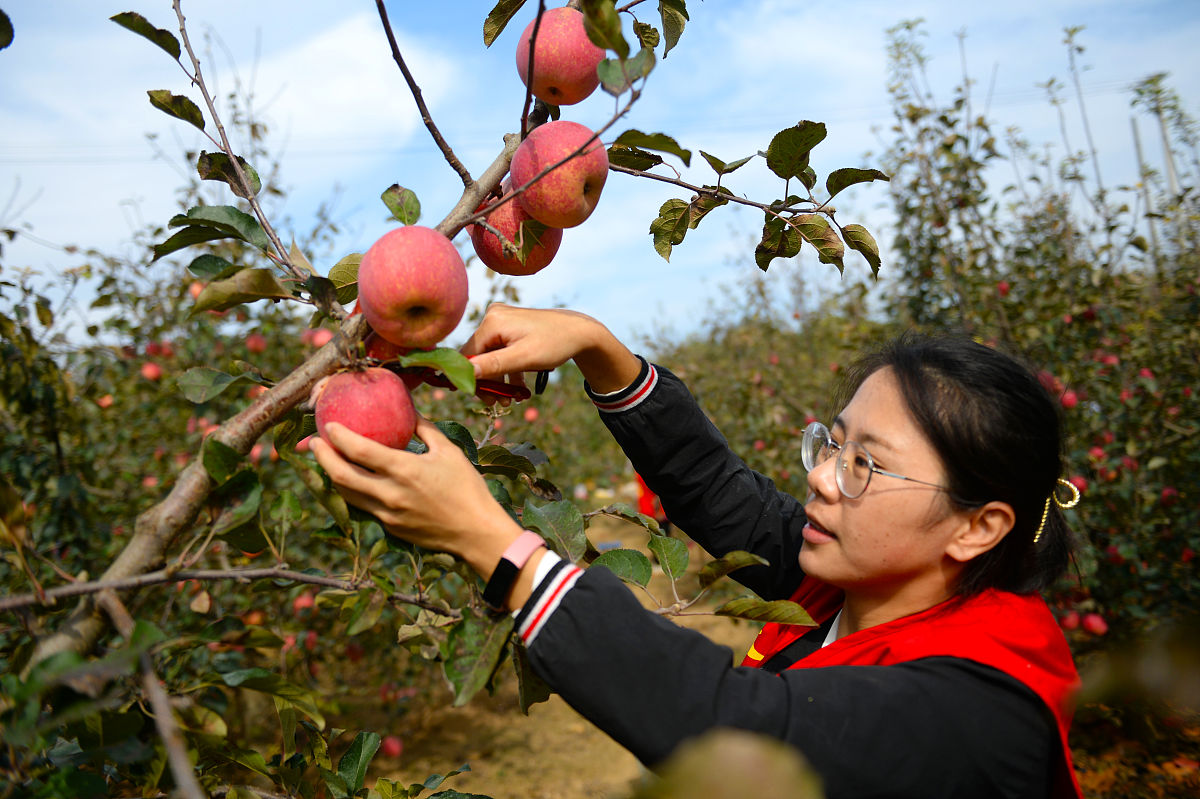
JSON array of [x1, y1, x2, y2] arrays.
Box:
[[589, 361, 658, 414], [516, 558, 584, 645]]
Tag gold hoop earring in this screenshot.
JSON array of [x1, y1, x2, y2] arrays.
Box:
[[1033, 478, 1082, 545]]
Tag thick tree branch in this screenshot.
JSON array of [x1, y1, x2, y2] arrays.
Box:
[[374, 0, 473, 187]]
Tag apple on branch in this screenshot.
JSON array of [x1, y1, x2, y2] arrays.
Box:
[[314, 367, 418, 451], [510, 120, 609, 229], [515, 7, 605, 106], [357, 225, 469, 349], [470, 180, 564, 276]]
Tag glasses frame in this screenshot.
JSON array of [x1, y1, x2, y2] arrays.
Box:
[[801, 421, 953, 500]]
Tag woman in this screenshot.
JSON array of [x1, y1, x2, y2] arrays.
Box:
[[311, 304, 1085, 798]]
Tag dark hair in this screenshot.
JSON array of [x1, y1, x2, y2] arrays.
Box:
[[834, 331, 1075, 596]]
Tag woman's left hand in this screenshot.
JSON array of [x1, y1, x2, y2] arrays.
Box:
[[310, 417, 525, 577]]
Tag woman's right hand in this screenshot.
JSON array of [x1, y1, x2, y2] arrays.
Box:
[[460, 303, 642, 395]]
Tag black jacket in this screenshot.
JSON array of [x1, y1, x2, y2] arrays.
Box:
[[516, 359, 1057, 798]]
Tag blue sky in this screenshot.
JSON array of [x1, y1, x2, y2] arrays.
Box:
[[3, 0, 1199, 349]]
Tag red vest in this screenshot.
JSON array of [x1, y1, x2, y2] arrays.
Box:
[[742, 576, 1084, 798]]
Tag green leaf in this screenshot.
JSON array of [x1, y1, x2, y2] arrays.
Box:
[[633, 20, 660, 49], [477, 445, 537, 479], [147, 89, 204, 132], [440, 607, 514, 707], [687, 186, 732, 229], [595, 502, 663, 534], [714, 598, 815, 626], [591, 548, 653, 587], [176, 366, 253, 403], [597, 48, 656, 96], [338, 731, 381, 794], [792, 214, 845, 271], [201, 437, 243, 485], [328, 253, 362, 305], [197, 151, 261, 199], [210, 469, 262, 538], [650, 198, 690, 261], [282, 440, 351, 534], [109, 12, 180, 60], [613, 129, 691, 167], [699, 150, 754, 177], [825, 167, 889, 199], [607, 144, 664, 171], [698, 550, 769, 591], [512, 643, 553, 713], [582, 0, 628, 58], [170, 205, 270, 251], [289, 241, 315, 278], [187, 253, 236, 280], [659, 0, 689, 57], [220, 668, 326, 727], [381, 184, 421, 225], [842, 223, 882, 274], [483, 0, 527, 47], [523, 499, 586, 562], [647, 535, 689, 581], [765, 121, 827, 180], [152, 226, 231, 261], [191, 268, 294, 314], [436, 420, 479, 464], [754, 215, 802, 270], [398, 348, 476, 394]]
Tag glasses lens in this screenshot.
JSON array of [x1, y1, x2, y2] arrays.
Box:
[[801, 422, 829, 472], [836, 441, 873, 498]]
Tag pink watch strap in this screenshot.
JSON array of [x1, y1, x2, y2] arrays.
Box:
[[502, 530, 546, 569]]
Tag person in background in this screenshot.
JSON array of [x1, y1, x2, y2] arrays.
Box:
[[312, 303, 1085, 799]]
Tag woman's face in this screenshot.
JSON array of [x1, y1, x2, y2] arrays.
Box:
[[798, 367, 966, 597]]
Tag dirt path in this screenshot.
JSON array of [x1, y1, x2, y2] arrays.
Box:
[[376, 514, 761, 799]]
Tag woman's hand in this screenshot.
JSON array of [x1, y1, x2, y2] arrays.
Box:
[[461, 303, 641, 395], [310, 417, 525, 579]]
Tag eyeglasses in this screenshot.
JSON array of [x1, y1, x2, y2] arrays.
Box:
[[800, 421, 952, 500]]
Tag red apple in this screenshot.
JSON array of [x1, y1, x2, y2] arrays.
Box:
[[1059, 610, 1080, 631], [357, 226, 468, 348], [314, 368, 417, 451], [292, 592, 315, 616], [515, 7, 605, 106], [1068, 475, 1088, 495], [304, 630, 318, 652], [470, 183, 564, 276], [523, 406, 540, 422], [510, 120, 608, 229], [189, 281, 205, 300], [996, 280, 1011, 298], [140, 362, 163, 381], [1161, 486, 1179, 507], [1082, 613, 1108, 636], [346, 642, 365, 663], [246, 332, 268, 353], [1060, 390, 1078, 409], [96, 394, 114, 409], [381, 735, 404, 758]]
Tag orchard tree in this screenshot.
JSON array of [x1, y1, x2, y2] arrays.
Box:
[[0, 2, 889, 797]]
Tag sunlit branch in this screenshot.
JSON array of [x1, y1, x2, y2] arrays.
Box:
[[374, 0, 473, 187], [171, 1, 303, 286]]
